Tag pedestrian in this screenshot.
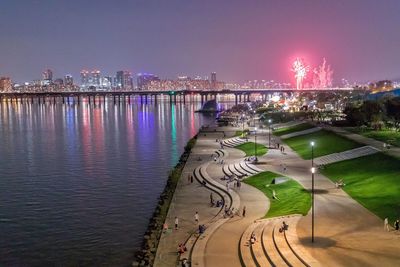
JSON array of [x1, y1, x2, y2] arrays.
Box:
[[195, 211, 199, 223], [277, 143, 280, 149], [395, 219, 400, 231], [210, 193, 214, 204], [282, 146, 285, 153], [187, 174, 191, 183], [190, 175, 193, 183], [175, 216, 179, 230], [242, 206, 246, 217], [384, 218, 389, 231]]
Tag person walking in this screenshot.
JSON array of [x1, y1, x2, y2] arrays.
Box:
[[175, 216, 179, 230], [242, 206, 246, 217], [210, 193, 214, 204], [384, 218, 390, 231], [190, 175, 193, 183], [394, 219, 400, 231], [195, 212, 199, 224]]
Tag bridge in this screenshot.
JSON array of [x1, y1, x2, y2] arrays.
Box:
[[0, 87, 356, 105]]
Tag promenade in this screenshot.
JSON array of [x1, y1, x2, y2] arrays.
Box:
[[153, 124, 400, 267]]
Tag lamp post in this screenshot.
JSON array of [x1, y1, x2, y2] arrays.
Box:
[[254, 127, 258, 161], [311, 141, 315, 167], [311, 166, 315, 243], [242, 113, 245, 137], [310, 141, 315, 243], [268, 119, 272, 148]]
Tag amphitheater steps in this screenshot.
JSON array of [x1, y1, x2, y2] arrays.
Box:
[[239, 222, 260, 267], [314, 145, 380, 166]]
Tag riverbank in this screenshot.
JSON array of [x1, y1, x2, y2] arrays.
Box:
[[132, 136, 198, 267]]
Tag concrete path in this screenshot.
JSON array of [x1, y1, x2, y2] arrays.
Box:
[[153, 133, 226, 267], [203, 144, 269, 267]]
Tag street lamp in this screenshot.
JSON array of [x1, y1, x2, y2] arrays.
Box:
[[268, 119, 272, 148], [254, 127, 258, 161], [311, 141, 315, 167], [311, 166, 315, 243], [242, 113, 245, 137]]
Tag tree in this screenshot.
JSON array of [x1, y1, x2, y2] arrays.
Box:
[[385, 97, 400, 131]]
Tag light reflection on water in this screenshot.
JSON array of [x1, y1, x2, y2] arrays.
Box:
[[0, 98, 217, 266]]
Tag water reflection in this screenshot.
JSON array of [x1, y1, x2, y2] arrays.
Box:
[[0, 98, 216, 266]]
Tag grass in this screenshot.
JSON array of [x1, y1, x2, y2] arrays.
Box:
[[347, 127, 400, 147], [273, 122, 314, 136], [235, 142, 267, 157], [235, 130, 249, 138], [284, 130, 362, 159], [321, 153, 400, 224], [244, 171, 311, 218]]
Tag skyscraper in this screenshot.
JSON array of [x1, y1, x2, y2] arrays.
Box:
[[91, 70, 101, 86], [64, 75, 73, 86], [211, 72, 217, 89], [42, 69, 53, 81], [80, 70, 89, 86]]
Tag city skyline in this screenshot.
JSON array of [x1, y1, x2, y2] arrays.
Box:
[[1, 0, 400, 84]]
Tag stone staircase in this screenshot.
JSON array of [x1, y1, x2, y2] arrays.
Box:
[[187, 163, 241, 267], [223, 137, 248, 148], [239, 215, 321, 267], [222, 161, 264, 178], [314, 145, 380, 166], [280, 127, 321, 140]]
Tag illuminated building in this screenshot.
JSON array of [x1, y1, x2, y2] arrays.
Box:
[[80, 70, 90, 86], [91, 70, 101, 86], [211, 72, 217, 89], [42, 69, 53, 81], [0, 77, 12, 92], [137, 73, 160, 90], [64, 75, 73, 86]]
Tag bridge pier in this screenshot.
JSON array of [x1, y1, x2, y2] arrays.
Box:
[[145, 95, 148, 104], [183, 94, 186, 104]]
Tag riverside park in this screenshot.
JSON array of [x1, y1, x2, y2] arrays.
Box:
[[149, 112, 400, 267]]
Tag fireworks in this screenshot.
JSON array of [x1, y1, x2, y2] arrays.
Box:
[[313, 58, 333, 88], [291, 58, 309, 90]]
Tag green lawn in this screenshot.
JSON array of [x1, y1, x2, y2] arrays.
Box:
[[273, 123, 314, 136], [244, 171, 311, 218], [235, 130, 249, 138], [347, 127, 400, 147], [321, 153, 400, 224], [284, 130, 362, 159], [235, 142, 267, 157]]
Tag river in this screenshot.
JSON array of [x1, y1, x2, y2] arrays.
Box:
[[0, 97, 223, 266]]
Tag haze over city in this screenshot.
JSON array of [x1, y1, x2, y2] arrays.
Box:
[[1, 0, 400, 84]]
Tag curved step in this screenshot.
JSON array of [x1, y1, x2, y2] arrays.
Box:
[[239, 222, 260, 267], [233, 163, 248, 176], [262, 221, 287, 266], [251, 221, 272, 267], [244, 162, 264, 173], [273, 220, 305, 267], [239, 162, 259, 175], [284, 218, 321, 267]]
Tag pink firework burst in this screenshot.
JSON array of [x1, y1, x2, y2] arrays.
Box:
[[291, 58, 309, 90]]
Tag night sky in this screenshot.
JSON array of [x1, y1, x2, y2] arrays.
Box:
[[1, 0, 400, 84]]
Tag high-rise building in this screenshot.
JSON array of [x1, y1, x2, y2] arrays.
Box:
[[53, 78, 64, 86], [64, 75, 73, 86], [123, 71, 133, 89], [137, 73, 160, 90], [211, 72, 217, 89], [116, 71, 124, 88], [0, 77, 12, 92], [91, 70, 101, 86], [42, 69, 53, 81], [80, 70, 89, 86]]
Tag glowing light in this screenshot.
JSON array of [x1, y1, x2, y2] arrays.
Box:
[[291, 58, 309, 90], [313, 58, 333, 88]]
